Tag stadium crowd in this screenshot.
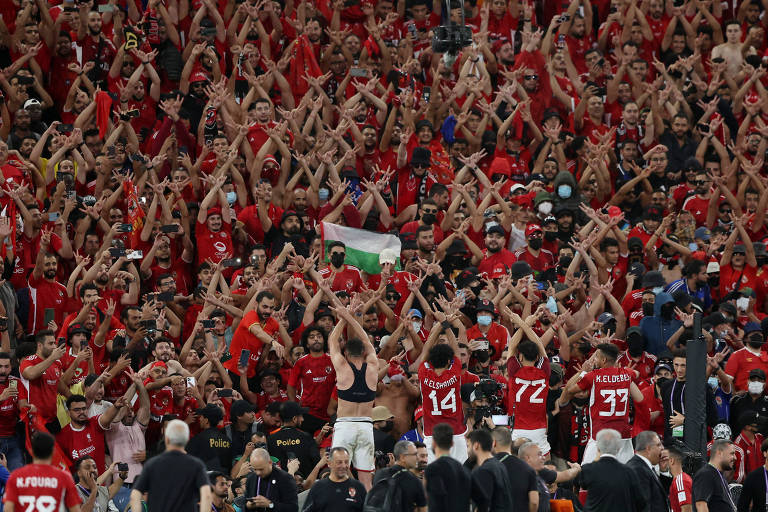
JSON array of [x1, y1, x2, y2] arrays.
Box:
[[3, 0, 768, 509]]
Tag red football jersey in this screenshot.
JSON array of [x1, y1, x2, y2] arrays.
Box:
[[419, 357, 466, 436], [4, 463, 80, 511], [577, 366, 635, 439], [223, 311, 281, 378], [317, 265, 364, 294], [508, 358, 551, 430], [56, 416, 108, 472], [20, 355, 62, 422], [669, 472, 693, 512], [288, 354, 336, 420], [0, 376, 27, 437]]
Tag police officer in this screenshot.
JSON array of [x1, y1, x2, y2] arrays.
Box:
[[267, 401, 320, 477]]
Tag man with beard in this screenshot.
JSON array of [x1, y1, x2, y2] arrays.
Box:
[[262, 208, 308, 258], [317, 241, 364, 294], [27, 230, 68, 333], [415, 225, 436, 260], [141, 234, 193, 295], [693, 439, 738, 511], [76, 9, 116, 83], [303, 446, 367, 512], [208, 471, 235, 512], [197, 176, 235, 266], [287, 326, 335, 435], [224, 291, 284, 385], [0, 352, 30, 470], [665, 260, 713, 310], [658, 113, 697, 174], [73, 455, 128, 511], [467, 429, 513, 511], [246, 98, 278, 155], [513, 224, 555, 277], [48, 31, 78, 106], [719, 217, 759, 298], [57, 393, 124, 473], [7, 107, 40, 150]]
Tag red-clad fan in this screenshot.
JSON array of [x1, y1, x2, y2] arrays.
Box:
[[20, 330, 66, 424], [561, 343, 645, 464], [465, 300, 510, 363], [667, 444, 693, 512], [168, 376, 200, 436], [287, 326, 336, 433], [514, 224, 556, 277], [56, 393, 123, 473], [59, 324, 93, 385], [4, 432, 81, 512], [616, 326, 658, 385], [478, 225, 516, 279], [507, 316, 552, 455], [419, 333, 467, 463], [0, 353, 29, 471], [26, 230, 68, 335], [223, 291, 284, 380], [316, 242, 364, 294]]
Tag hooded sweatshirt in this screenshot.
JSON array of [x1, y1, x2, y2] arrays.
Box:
[[639, 292, 683, 356]]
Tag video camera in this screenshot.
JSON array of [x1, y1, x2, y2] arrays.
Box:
[[431, 0, 473, 55]]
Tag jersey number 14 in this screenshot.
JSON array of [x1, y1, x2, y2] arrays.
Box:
[[428, 388, 457, 415]]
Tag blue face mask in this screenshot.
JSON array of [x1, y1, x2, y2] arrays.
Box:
[[546, 296, 558, 314], [707, 377, 719, 390], [557, 185, 572, 199], [318, 188, 330, 201], [477, 314, 492, 326], [226, 191, 236, 205], [652, 286, 664, 294]]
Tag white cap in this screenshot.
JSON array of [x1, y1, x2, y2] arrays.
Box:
[[379, 248, 398, 265], [706, 261, 720, 273]]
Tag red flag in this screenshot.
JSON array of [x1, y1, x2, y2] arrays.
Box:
[[123, 179, 145, 248], [22, 409, 73, 471], [287, 34, 322, 101]]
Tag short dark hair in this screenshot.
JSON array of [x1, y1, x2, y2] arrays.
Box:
[[432, 423, 454, 450], [30, 431, 55, 459], [0, 352, 12, 362], [684, 259, 706, 277], [345, 337, 364, 357], [467, 429, 493, 452], [597, 343, 619, 362], [710, 438, 732, 460], [518, 340, 539, 362], [66, 394, 87, 409], [35, 330, 55, 344], [426, 343, 454, 369], [73, 456, 95, 473], [79, 282, 99, 299], [256, 291, 274, 303], [600, 237, 619, 252]]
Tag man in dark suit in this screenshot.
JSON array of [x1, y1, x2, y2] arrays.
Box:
[[578, 428, 646, 512], [626, 431, 672, 512]]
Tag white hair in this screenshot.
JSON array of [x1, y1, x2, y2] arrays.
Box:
[[596, 428, 622, 456], [165, 419, 190, 447]]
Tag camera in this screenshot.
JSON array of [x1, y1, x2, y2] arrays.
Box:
[[469, 379, 506, 428], [431, 0, 472, 54], [374, 450, 390, 469]]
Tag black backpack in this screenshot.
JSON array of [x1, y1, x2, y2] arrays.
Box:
[[363, 468, 408, 512]]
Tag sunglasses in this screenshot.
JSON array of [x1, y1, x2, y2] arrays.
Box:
[[693, 180, 710, 185], [422, 209, 438, 214], [524, 74, 539, 80], [386, 294, 401, 300], [720, 209, 732, 214], [412, 162, 429, 168]]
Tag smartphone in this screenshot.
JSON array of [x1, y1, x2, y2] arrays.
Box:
[[201, 319, 216, 329], [476, 338, 489, 351], [350, 68, 367, 77], [120, 109, 140, 121], [81, 339, 88, 349], [698, 123, 709, 133], [44, 308, 55, 326], [422, 86, 430, 103], [186, 376, 196, 387], [557, 34, 565, 49], [48, 212, 60, 222], [109, 248, 126, 258], [57, 336, 66, 346], [560, 13, 570, 21], [160, 224, 180, 233], [98, 3, 115, 11], [142, 319, 157, 331], [239, 349, 251, 368], [126, 250, 143, 260], [117, 223, 133, 233], [157, 291, 175, 302], [58, 124, 74, 132], [221, 258, 241, 268], [117, 462, 129, 472], [0, 317, 7, 330], [218, 388, 233, 397], [491, 415, 509, 425], [286, 451, 296, 460], [8, 380, 16, 391], [17, 76, 33, 85]]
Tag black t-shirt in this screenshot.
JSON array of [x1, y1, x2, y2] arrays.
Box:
[[737, 466, 768, 511], [471, 457, 514, 512], [424, 456, 472, 512], [536, 468, 558, 512], [133, 450, 210, 512], [372, 465, 427, 512], [495, 453, 538, 512], [185, 427, 233, 473], [266, 426, 320, 477], [302, 476, 367, 512], [692, 464, 736, 512], [374, 428, 396, 454]]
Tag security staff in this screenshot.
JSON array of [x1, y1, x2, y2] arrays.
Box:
[[267, 401, 320, 476], [186, 403, 233, 473]]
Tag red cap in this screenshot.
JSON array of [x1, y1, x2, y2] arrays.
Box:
[[207, 206, 222, 217], [150, 361, 167, 370], [414, 406, 424, 421], [525, 223, 543, 237], [263, 155, 279, 167], [607, 205, 623, 218], [190, 71, 209, 83], [691, 250, 707, 261]]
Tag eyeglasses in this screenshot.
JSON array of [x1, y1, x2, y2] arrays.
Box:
[[386, 294, 401, 300], [524, 74, 539, 80], [422, 208, 438, 214]]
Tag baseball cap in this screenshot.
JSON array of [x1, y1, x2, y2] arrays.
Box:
[[487, 224, 506, 237], [744, 322, 763, 335], [190, 71, 209, 83], [407, 308, 423, 319], [411, 147, 431, 166], [371, 405, 394, 422], [379, 248, 398, 265], [655, 362, 673, 374], [476, 300, 495, 313], [67, 323, 91, 338], [750, 368, 767, 380], [23, 98, 41, 109], [707, 261, 720, 273], [525, 223, 543, 237], [694, 227, 711, 241], [315, 306, 334, 320]]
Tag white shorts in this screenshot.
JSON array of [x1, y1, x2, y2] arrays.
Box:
[[511, 428, 551, 457], [424, 432, 468, 464], [332, 418, 375, 472], [581, 437, 634, 464]]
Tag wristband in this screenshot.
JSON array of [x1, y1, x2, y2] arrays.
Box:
[[440, 320, 452, 330]]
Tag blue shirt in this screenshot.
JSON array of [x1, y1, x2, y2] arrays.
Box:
[[665, 278, 712, 310]]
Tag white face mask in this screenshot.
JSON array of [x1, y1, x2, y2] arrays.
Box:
[[412, 321, 422, 332], [538, 202, 553, 215], [749, 380, 765, 395], [736, 297, 750, 311]]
